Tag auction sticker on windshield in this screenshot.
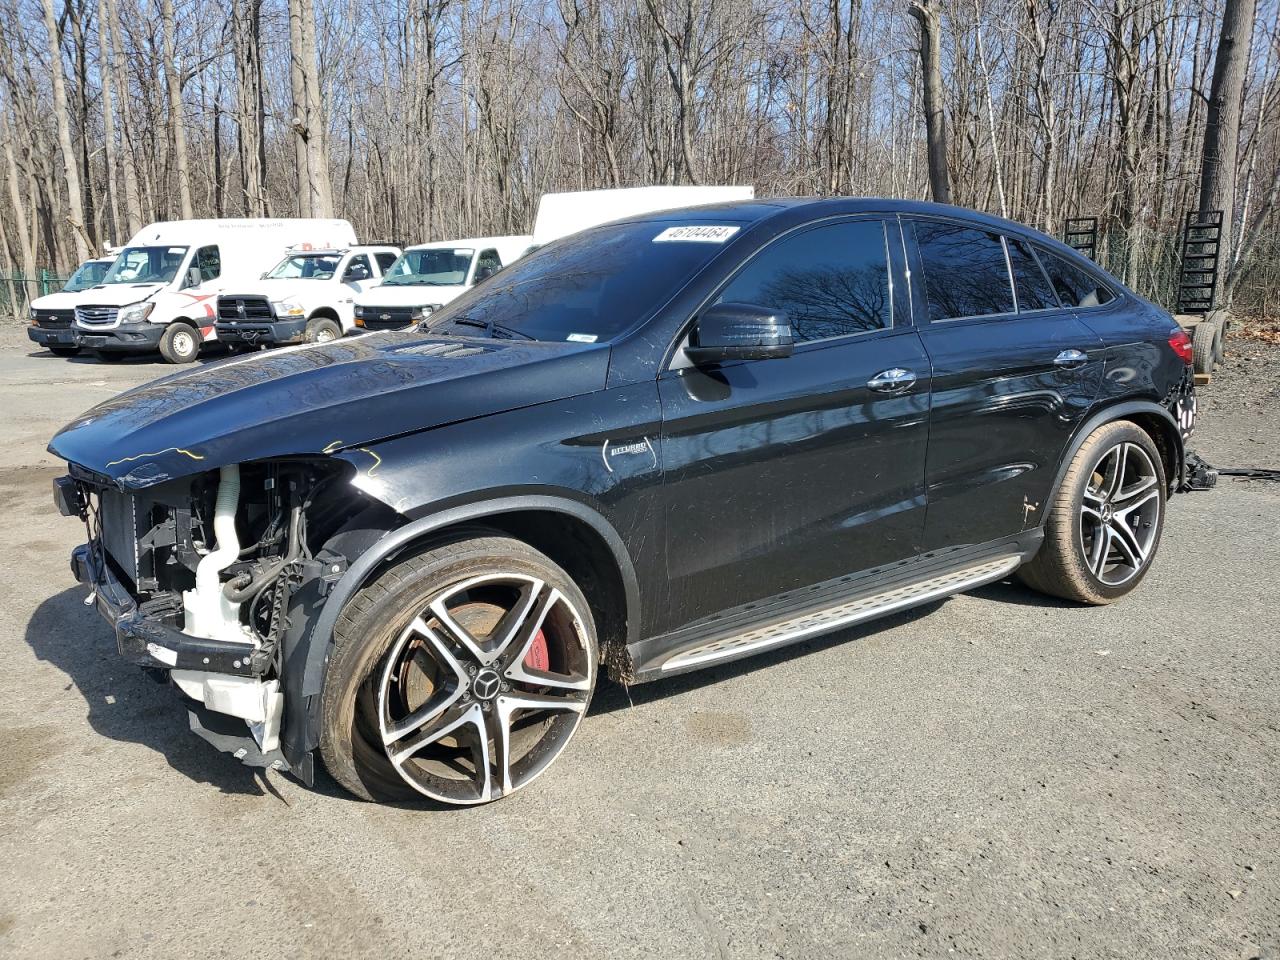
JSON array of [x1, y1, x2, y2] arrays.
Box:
[[652, 226, 740, 243]]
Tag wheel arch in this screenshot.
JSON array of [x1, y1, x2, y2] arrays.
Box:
[[308, 306, 340, 323], [1043, 400, 1184, 523], [298, 494, 641, 700]]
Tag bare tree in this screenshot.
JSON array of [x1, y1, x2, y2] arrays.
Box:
[[909, 0, 952, 204], [39, 0, 90, 263]]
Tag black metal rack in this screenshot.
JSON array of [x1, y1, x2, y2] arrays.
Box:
[[1175, 209, 1223, 315], [1064, 217, 1098, 260]]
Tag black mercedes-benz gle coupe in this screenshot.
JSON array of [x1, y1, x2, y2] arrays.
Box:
[[49, 198, 1196, 805]]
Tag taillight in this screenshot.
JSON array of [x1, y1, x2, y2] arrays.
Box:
[[1168, 328, 1193, 365]]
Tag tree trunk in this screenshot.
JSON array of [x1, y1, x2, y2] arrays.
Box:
[[96, 0, 122, 244], [287, 0, 333, 217], [232, 0, 268, 216], [1197, 0, 1257, 270], [39, 0, 90, 263], [908, 0, 951, 204], [105, 0, 143, 234], [162, 0, 194, 219]]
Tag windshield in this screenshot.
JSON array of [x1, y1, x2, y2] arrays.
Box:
[[267, 253, 342, 280], [425, 221, 736, 343], [102, 246, 189, 285], [63, 260, 112, 292], [382, 248, 475, 286]]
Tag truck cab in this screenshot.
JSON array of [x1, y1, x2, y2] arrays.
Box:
[[216, 245, 401, 346], [26, 255, 118, 356], [352, 236, 531, 332]]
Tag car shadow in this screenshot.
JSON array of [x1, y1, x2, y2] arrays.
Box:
[[26, 585, 277, 797], [968, 577, 1083, 610]]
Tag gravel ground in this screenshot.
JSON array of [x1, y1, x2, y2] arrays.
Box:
[[0, 322, 1277, 960]]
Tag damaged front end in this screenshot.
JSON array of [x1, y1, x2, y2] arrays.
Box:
[[58, 457, 357, 778]]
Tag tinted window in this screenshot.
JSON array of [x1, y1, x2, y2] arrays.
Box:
[[195, 246, 221, 281], [374, 252, 398, 273], [425, 220, 734, 343], [914, 221, 1013, 321], [1006, 237, 1058, 311], [473, 249, 502, 283], [344, 254, 371, 281], [1036, 247, 1116, 308], [716, 220, 891, 342]]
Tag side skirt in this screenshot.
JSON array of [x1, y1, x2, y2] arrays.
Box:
[[629, 532, 1041, 682]]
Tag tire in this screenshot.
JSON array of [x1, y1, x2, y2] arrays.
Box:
[[306, 317, 341, 344], [320, 535, 599, 805], [1212, 317, 1226, 365], [1018, 420, 1166, 605], [159, 322, 202, 364], [48, 346, 80, 357], [1192, 321, 1218, 374]]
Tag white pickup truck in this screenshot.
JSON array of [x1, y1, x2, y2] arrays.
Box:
[[215, 244, 401, 346], [351, 236, 531, 332]]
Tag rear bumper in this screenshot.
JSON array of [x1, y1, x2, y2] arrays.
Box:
[[70, 542, 269, 677], [73, 321, 165, 352], [27, 325, 77, 347], [215, 318, 308, 346]]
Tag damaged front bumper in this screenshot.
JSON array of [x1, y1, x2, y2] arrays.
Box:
[[214, 317, 308, 346]]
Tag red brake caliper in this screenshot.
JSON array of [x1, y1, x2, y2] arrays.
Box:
[[524, 628, 550, 671]]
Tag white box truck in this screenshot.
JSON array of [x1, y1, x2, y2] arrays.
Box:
[[214, 243, 402, 346], [352, 235, 531, 332], [25, 253, 119, 356], [69, 218, 356, 363]]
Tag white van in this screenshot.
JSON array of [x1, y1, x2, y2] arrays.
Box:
[[214, 243, 401, 346], [69, 219, 356, 363], [531, 186, 755, 246], [26, 254, 118, 356], [351, 236, 532, 332]]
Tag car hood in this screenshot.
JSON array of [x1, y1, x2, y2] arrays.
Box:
[[49, 332, 610, 490], [31, 290, 87, 310], [72, 282, 166, 306], [224, 278, 331, 302], [357, 284, 467, 307]]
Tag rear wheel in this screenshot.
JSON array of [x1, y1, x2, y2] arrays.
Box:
[[320, 536, 598, 805], [1192, 321, 1219, 374], [1019, 420, 1166, 604], [159, 322, 202, 364], [306, 317, 341, 343]]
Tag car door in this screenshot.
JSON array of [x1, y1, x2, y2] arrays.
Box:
[[657, 216, 931, 632], [337, 254, 374, 327], [905, 218, 1105, 551]]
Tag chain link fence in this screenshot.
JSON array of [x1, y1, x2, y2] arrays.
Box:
[[1, 270, 70, 321]]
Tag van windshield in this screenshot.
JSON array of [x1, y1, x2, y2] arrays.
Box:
[[102, 246, 189, 285], [425, 220, 735, 343], [267, 254, 342, 279], [63, 260, 112, 292], [382, 248, 475, 286]]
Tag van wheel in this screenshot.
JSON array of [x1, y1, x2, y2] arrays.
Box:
[[1018, 420, 1166, 605], [159, 323, 202, 364], [320, 535, 599, 805], [306, 317, 341, 343]]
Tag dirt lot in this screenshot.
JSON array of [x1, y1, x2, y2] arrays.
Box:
[[0, 323, 1276, 959]]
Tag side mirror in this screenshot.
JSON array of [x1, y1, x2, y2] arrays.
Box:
[[473, 265, 496, 284], [184, 266, 202, 289], [259, 271, 268, 280], [685, 303, 793, 366]]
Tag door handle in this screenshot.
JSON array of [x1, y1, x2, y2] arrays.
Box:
[[867, 367, 917, 392], [1054, 348, 1089, 367]]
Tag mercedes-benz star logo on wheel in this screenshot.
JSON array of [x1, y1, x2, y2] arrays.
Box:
[[472, 668, 501, 701]]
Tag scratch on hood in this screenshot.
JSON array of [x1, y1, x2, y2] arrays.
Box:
[[105, 446, 206, 468]]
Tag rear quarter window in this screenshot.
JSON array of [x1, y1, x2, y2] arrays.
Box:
[[913, 221, 1014, 321], [1035, 247, 1116, 308]]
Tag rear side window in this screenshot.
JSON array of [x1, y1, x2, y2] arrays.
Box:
[[1035, 247, 1116, 308], [1006, 237, 1058, 311], [195, 245, 221, 281], [716, 219, 892, 342], [374, 252, 397, 273], [914, 221, 1013, 321]]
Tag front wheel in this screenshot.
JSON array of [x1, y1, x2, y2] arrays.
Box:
[[1018, 420, 1166, 604], [306, 317, 341, 343], [159, 322, 202, 364], [320, 536, 599, 805]]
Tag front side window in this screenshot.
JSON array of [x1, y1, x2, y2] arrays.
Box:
[[1006, 237, 1058, 312], [914, 221, 1014, 321], [1036, 247, 1116, 308], [473, 249, 502, 284], [102, 246, 189, 285], [715, 219, 892, 342], [343, 254, 372, 281], [195, 245, 221, 282], [382, 248, 475, 286], [374, 252, 398, 273], [267, 254, 342, 280]]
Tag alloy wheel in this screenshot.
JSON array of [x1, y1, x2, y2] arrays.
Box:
[[375, 572, 594, 804], [1079, 442, 1162, 586]]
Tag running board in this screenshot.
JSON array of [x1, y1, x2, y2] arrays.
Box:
[[658, 554, 1022, 673]]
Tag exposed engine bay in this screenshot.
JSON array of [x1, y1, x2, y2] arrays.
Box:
[[63, 458, 358, 765]]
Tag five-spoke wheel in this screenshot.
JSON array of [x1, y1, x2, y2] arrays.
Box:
[[321, 537, 598, 804]]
